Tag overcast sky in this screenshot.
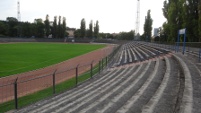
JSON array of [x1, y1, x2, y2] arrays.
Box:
[[0, 0, 166, 34]]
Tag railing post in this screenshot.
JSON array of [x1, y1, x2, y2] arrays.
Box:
[[99, 61, 101, 74], [199, 49, 201, 62], [14, 77, 18, 109], [52, 70, 57, 94], [102, 59, 104, 70], [175, 44, 177, 53], [106, 57, 108, 66], [90, 61, 94, 78], [76, 64, 79, 86]]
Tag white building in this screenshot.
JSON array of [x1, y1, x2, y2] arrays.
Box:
[[153, 28, 159, 37]]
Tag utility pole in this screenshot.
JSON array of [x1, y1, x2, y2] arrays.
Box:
[[17, 0, 21, 37]]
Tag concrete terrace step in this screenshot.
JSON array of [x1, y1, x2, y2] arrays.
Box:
[[116, 59, 160, 113], [111, 41, 170, 67], [142, 57, 171, 113], [60, 64, 145, 113], [136, 46, 149, 59], [174, 53, 201, 113], [152, 56, 181, 113], [99, 59, 159, 113], [15, 67, 123, 113], [17, 64, 143, 113], [173, 54, 193, 113], [80, 61, 154, 113], [138, 46, 156, 57], [117, 58, 166, 113]]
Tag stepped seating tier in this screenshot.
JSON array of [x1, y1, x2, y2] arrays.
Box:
[[15, 41, 201, 113]]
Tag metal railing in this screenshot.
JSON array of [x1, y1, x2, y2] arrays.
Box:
[[142, 41, 201, 62]]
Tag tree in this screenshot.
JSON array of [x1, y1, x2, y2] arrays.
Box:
[[0, 21, 8, 36], [52, 16, 57, 38], [162, 0, 169, 19], [74, 29, 81, 38], [21, 22, 32, 37], [94, 20, 99, 38], [168, 1, 178, 42], [199, 0, 201, 41], [162, 0, 200, 42], [58, 16, 62, 38], [161, 22, 169, 42], [44, 14, 50, 37], [88, 20, 93, 38], [62, 17, 67, 38], [118, 30, 135, 40], [161, 0, 183, 42], [58, 16, 61, 38], [80, 18, 86, 38], [6, 17, 18, 37], [182, 0, 199, 42], [143, 10, 153, 41], [86, 29, 90, 38], [34, 18, 45, 38], [0, 14, 70, 38]]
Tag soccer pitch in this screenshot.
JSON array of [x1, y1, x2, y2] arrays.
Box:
[[0, 43, 105, 77]]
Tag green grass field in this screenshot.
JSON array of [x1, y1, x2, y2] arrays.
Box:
[[0, 43, 105, 77]]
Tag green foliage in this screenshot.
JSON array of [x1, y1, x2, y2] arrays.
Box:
[[52, 16, 57, 38], [118, 30, 135, 40], [0, 21, 8, 36], [44, 15, 50, 37], [199, 1, 201, 42], [74, 29, 81, 38], [88, 20, 93, 38], [143, 10, 153, 42], [94, 20, 99, 38], [0, 15, 67, 38], [58, 16, 62, 38], [99, 33, 115, 39], [162, 0, 200, 42], [168, 2, 177, 42], [0, 43, 105, 77], [80, 18, 86, 38], [62, 17, 67, 38], [6, 17, 18, 37], [21, 22, 32, 37], [34, 18, 45, 38], [162, 0, 169, 19]]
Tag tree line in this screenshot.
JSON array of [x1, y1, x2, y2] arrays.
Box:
[[74, 18, 100, 39], [161, 0, 200, 42], [98, 30, 135, 40], [0, 15, 68, 38], [0, 15, 142, 41], [141, 0, 201, 42]]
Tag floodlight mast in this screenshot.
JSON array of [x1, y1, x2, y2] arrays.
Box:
[[17, 0, 21, 37], [134, 0, 140, 40], [17, 0, 21, 22]]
